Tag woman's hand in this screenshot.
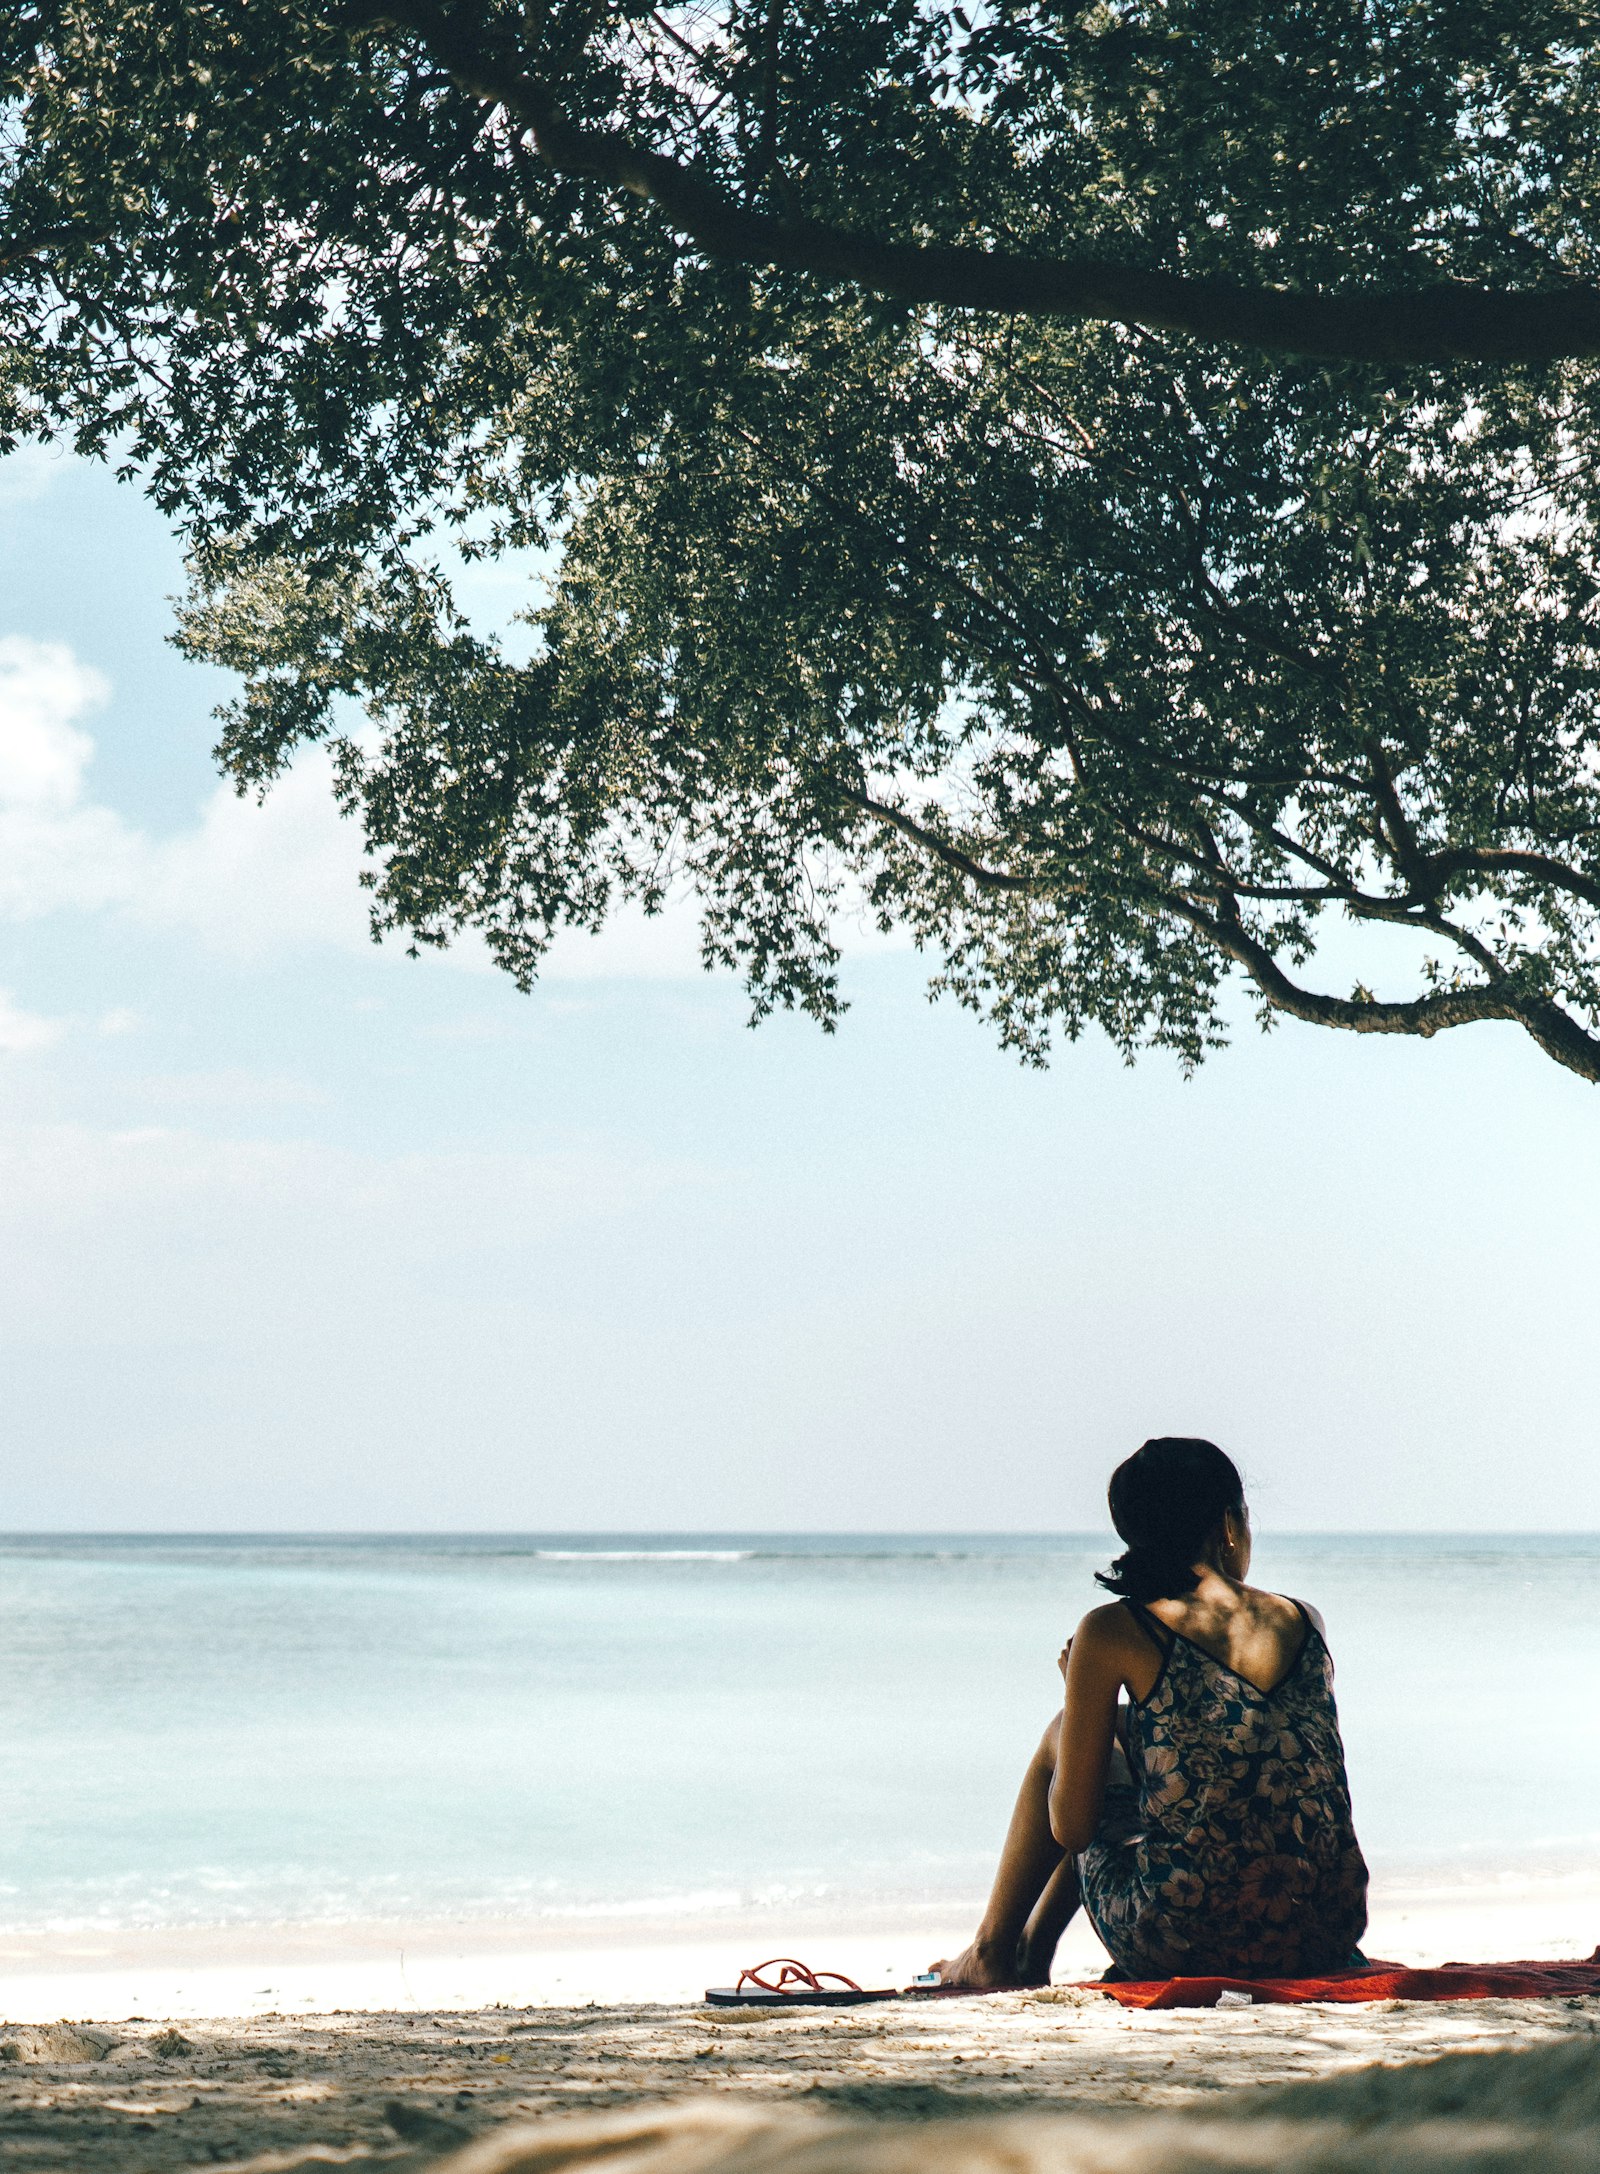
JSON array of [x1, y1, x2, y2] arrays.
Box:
[[1057, 1637, 1073, 1687]]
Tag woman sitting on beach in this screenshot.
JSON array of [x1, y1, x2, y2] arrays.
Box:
[[937, 1437, 1369, 1986]]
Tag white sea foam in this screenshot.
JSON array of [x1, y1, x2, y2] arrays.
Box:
[[532, 1549, 753, 1561]]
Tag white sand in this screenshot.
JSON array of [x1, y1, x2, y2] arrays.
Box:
[[2, 1872, 1596, 2024], [4, 1979, 1599, 2174]]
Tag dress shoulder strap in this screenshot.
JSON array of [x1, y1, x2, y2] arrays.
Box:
[[1281, 1596, 1323, 1642], [1280, 1596, 1330, 1667], [1120, 1598, 1173, 1656]]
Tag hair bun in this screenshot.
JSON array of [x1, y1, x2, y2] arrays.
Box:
[[1094, 1438, 1244, 1603], [1096, 1541, 1202, 1603]]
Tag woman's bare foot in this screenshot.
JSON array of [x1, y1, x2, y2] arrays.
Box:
[[929, 1939, 1025, 1989]]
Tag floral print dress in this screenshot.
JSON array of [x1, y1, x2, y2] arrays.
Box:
[[1078, 1600, 1369, 1979]]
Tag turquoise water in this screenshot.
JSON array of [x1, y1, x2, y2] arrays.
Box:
[[1, 1533, 1596, 1934]]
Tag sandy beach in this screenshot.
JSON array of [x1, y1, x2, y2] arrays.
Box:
[[2, 1976, 1598, 2172], [2, 1881, 1599, 2169]]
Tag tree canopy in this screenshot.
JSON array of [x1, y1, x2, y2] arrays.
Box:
[[7, 1, 1600, 1078]]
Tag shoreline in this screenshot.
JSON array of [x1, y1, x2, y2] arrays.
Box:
[[3, 1869, 1597, 2024]]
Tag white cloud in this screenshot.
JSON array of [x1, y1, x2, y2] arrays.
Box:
[[0, 988, 65, 1054], [0, 639, 144, 918], [137, 755, 375, 956], [0, 635, 715, 979], [0, 636, 106, 806], [0, 633, 909, 981], [0, 634, 372, 955]]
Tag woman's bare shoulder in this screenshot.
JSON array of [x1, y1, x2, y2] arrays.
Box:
[[1072, 1601, 1149, 1652], [1249, 1586, 1327, 1639]]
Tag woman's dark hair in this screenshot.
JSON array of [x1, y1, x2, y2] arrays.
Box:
[[1095, 1438, 1245, 1603]]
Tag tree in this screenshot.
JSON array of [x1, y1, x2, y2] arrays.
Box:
[[7, 1, 1600, 1078]]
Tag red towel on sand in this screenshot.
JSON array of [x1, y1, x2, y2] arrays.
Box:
[[1082, 1949, 1600, 2008]]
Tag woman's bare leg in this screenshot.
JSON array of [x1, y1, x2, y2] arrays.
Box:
[[932, 1713, 1078, 1988], [1017, 1854, 1082, 1983]]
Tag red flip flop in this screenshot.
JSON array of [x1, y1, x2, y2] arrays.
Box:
[[704, 1957, 898, 2006]]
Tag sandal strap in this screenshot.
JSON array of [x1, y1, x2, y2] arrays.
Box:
[[734, 1956, 864, 1994]]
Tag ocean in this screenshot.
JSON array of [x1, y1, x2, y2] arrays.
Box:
[[3, 1532, 1597, 1940]]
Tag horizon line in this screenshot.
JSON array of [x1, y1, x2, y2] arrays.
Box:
[[4, 1526, 1599, 1541]]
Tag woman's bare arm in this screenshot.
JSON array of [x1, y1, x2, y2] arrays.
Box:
[[1047, 1606, 1149, 1854]]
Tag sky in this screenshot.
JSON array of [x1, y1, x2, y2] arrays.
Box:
[[1, 443, 1597, 1533]]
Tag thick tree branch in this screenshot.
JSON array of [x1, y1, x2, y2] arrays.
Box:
[[1166, 887, 1600, 1083], [1063, 793, 1600, 1077], [0, 220, 106, 273], [1363, 740, 1431, 892], [1432, 845, 1600, 912], [831, 761, 1600, 1080], [1197, 790, 1503, 980], [365, 0, 1600, 363]]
